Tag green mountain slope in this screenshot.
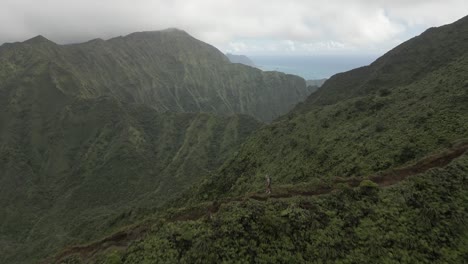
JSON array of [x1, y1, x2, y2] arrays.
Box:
[[0, 74, 261, 262], [302, 16, 468, 109], [199, 15, 468, 198], [87, 151, 468, 263], [0, 29, 310, 122], [0, 28, 313, 263]]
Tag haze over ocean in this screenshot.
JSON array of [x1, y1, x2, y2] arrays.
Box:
[[251, 55, 379, 80]]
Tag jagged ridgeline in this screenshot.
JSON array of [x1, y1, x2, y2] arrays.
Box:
[[0, 29, 310, 122]]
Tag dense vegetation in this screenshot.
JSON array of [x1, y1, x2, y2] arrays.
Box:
[[0, 29, 311, 122], [198, 15, 468, 198], [0, 92, 261, 263], [85, 153, 467, 264]]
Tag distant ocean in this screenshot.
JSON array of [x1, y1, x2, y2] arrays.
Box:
[[250, 55, 379, 80]]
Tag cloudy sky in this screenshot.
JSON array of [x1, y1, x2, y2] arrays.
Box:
[[1, 0, 467, 55]]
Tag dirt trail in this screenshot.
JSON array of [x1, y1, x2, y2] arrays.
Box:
[[49, 142, 468, 263], [47, 223, 149, 264]]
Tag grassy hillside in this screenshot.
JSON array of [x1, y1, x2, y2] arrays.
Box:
[[0, 29, 310, 122], [198, 15, 468, 198]]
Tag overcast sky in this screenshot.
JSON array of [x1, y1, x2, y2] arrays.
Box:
[[1, 0, 467, 55]]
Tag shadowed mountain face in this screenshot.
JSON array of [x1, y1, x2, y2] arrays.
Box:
[[0, 29, 310, 122], [199, 15, 468, 198], [0, 29, 282, 263], [0, 92, 261, 263]]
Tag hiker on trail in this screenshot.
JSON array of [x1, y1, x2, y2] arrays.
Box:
[[265, 174, 272, 194]]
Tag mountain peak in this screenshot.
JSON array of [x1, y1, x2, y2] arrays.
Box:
[[23, 35, 55, 45], [161, 27, 186, 33], [122, 28, 190, 40], [84, 38, 106, 45]]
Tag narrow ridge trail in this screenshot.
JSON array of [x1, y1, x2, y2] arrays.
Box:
[[49, 141, 468, 263]]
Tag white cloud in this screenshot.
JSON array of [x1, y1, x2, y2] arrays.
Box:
[[0, 0, 467, 55], [226, 40, 355, 55]]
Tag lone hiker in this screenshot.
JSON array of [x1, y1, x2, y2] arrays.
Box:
[[265, 174, 272, 194]]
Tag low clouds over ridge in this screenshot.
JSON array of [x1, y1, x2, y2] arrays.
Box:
[[1, 0, 467, 55]]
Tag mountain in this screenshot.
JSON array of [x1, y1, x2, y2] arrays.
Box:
[[4, 16, 468, 264], [226, 53, 257, 67], [0, 29, 286, 263], [0, 29, 310, 122], [200, 15, 468, 197], [54, 15, 468, 264]]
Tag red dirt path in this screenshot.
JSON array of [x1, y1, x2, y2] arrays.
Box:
[[49, 142, 468, 263]]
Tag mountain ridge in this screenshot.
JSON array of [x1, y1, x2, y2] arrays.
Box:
[[50, 139, 468, 264], [0, 29, 311, 122], [195, 14, 468, 199], [297, 15, 468, 111]]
